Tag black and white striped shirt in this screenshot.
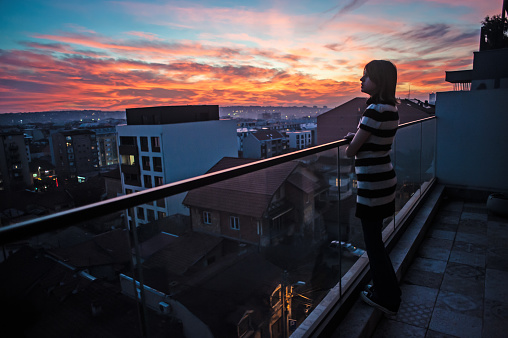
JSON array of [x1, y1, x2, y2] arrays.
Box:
[[355, 103, 399, 220]]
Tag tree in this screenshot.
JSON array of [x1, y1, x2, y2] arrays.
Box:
[[480, 15, 508, 50]]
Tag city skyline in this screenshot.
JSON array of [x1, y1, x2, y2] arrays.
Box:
[[0, 0, 501, 113]]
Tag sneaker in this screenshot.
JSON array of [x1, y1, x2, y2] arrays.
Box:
[[360, 291, 398, 316]]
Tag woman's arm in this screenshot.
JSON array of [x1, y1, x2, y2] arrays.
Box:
[[345, 128, 371, 157]]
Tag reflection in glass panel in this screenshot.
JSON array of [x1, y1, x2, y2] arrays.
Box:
[[421, 119, 436, 191], [115, 149, 363, 337], [1, 118, 436, 337], [393, 124, 422, 217], [0, 211, 186, 336]]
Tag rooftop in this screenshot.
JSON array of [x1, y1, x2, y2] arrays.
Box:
[[331, 187, 508, 337]]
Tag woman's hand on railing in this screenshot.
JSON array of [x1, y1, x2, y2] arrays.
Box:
[[343, 132, 355, 142]]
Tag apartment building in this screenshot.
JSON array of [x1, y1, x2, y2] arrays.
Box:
[[117, 105, 237, 225], [0, 131, 31, 192], [95, 128, 119, 168], [50, 129, 99, 181], [243, 130, 286, 159], [286, 130, 313, 150]]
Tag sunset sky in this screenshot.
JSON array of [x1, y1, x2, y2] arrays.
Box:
[[0, 0, 502, 113]]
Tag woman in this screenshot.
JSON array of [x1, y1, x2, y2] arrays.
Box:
[[345, 60, 401, 315]]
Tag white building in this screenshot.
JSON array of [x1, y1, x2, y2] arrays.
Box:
[[438, 48, 508, 191], [286, 130, 312, 150], [117, 105, 237, 226]]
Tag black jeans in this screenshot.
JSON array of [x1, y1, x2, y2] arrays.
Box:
[[361, 218, 401, 307]]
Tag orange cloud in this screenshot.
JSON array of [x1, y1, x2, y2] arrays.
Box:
[[0, 48, 359, 112]]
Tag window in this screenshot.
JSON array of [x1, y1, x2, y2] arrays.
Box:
[[143, 175, 152, 188], [121, 154, 136, 166], [203, 211, 212, 224], [230, 216, 240, 230], [154, 176, 163, 187], [156, 198, 165, 208], [257, 221, 263, 235], [157, 211, 166, 219], [147, 209, 155, 222], [120, 136, 136, 146], [140, 137, 149, 152], [153, 157, 162, 172], [137, 207, 145, 220], [142, 156, 150, 171], [124, 173, 141, 186], [151, 137, 161, 152]]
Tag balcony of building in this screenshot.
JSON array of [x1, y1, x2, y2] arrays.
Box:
[[1, 51, 507, 337], [119, 144, 139, 155]]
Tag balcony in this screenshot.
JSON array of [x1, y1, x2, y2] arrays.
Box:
[[1, 88, 507, 336], [121, 163, 140, 175], [119, 144, 139, 155]]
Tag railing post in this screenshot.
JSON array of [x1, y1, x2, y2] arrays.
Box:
[[337, 145, 343, 295], [128, 207, 150, 338]]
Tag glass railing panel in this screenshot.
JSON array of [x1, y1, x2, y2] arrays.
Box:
[[393, 123, 423, 221], [0, 213, 159, 337], [336, 145, 364, 272], [123, 147, 354, 338], [420, 118, 437, 193], [1, 117, 437, 338]]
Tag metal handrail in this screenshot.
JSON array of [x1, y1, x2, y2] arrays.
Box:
[[0, 116, 436, 245]]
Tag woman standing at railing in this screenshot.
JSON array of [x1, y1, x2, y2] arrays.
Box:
[[344, 60, 401, 316]]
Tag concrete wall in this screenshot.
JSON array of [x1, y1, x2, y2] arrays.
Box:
[[117, 120, 237, 216], [243, 133, 262, 159], [161, 120, 237, 182], [436, 88, 508, 192]]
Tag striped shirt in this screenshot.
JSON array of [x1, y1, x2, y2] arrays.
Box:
[[355, 103, 399, 220]]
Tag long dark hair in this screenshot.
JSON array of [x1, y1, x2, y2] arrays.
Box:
[[365, 60, 399, 106]]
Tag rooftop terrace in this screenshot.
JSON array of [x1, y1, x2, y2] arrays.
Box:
[[330, 187, 508, 337], [1, 48, 507, 338]]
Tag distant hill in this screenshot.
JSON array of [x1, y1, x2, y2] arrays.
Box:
[[0, 110, 126, 126]]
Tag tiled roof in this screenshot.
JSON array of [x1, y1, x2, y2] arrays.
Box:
[[287, 171, 323, 194], [136, 232, 179, 260], [142, 232, 223, 275], [184, 157, 300, 217], [48, 229, 131, 268], [173, 252, 281, 337], [0, 246, 182, 337], [252, 129, 284, 141]]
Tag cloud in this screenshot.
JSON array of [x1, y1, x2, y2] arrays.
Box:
[[0, 48, 357, 112], [0, 0, 490, 112], [324, 0, 370, 20]]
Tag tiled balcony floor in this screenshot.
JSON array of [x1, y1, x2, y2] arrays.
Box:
[[371, 196, 508, 337]]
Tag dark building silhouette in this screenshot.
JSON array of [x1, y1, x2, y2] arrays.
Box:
[[317, 97, 433, 145], [0, 131, 31, 192], [51, 129, 99, 181]]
